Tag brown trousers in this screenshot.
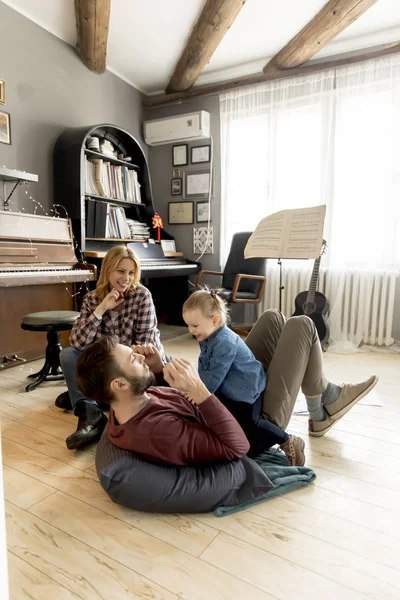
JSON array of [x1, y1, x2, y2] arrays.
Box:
[[245, 309, 328, 430]]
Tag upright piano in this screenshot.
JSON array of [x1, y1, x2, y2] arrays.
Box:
[[0, 211, 96, 367]]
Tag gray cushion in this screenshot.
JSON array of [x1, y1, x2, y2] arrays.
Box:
[[22, 311, 80, 327], [95, 430, 274, 513]]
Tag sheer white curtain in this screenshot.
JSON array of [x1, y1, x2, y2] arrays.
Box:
[[331, 57, 400, 269], [220, 55, 400, 347], [220, 72, 335, 263]]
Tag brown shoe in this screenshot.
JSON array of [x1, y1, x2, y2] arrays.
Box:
[[280, 434, 306, 466], [325, 375, 378, 421], [308, 412, 335, 437]]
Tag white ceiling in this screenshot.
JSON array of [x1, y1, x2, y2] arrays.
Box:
[[2, 0, 400, 94]]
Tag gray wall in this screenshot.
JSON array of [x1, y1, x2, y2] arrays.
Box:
[[143, 97, 251, 325], [143, 95, 222, 274], [0, 2, 144, 213]]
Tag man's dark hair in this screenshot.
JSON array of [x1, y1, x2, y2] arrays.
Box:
[[76, 336, 122, 404]]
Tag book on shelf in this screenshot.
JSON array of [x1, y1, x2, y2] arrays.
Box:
[[86, 199, 150, 241], [84, 157, 142, 203]]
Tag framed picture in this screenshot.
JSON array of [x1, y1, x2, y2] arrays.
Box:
[[191, 145, 210, 164], [196, 201, 210, 223], [172, 144, 188, 166], [161, 239, 176, 253], [0, 111, 11, 145], [183, 169, 212, 199], [171, 177, 182, 195], [0, 79, 5, 104], [168, 201, 194, 225], [172, 167, 181, 177], [193, 226, 214, 254]]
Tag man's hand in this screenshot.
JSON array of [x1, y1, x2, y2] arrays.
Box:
[[131, 344, 164, 373], [163, 358, 210, 405], [96, 288, 125, 316]]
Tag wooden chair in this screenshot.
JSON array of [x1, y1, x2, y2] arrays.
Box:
[[195, 232, 266, 335]]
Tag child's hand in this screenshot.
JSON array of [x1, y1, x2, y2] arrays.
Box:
[[131, 344, 163, 373], [163, 359, 210, 404]]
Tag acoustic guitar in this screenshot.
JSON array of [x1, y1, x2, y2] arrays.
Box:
[[292, 240, 330, 349]]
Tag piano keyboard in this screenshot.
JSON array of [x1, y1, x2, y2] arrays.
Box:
[[0, 266, 94, 287], [142, 262, 195, 270]]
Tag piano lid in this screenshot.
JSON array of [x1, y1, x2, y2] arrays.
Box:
[[84, 240, 167, 261], [0, 211, 77, 264], [0, 210, 73, 243]]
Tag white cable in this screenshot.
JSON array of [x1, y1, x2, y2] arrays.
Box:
[[195, 133, 213, 262]]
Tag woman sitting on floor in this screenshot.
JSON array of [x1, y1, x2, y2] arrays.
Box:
[[55, 245, 164, 451]]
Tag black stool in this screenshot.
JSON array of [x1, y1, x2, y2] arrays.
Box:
[[21, 311, 80, 392]]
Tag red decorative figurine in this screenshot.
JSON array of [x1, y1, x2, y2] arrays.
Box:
[[152, 213, 163, 241]]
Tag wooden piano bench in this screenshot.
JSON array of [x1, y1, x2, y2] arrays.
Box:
[[21, 311, 80, 392]]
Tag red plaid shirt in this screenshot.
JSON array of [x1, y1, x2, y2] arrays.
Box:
[[69, 286, 164, 357]]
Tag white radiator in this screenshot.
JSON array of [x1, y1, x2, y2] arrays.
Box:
[[262, 265, 397, 347]]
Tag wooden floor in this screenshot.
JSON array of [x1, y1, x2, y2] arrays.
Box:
[[1, 335, 400, 600]]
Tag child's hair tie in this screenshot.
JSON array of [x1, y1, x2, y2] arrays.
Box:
[[210, 289, 217, 299]]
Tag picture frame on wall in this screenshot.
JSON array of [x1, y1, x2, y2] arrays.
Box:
[[183, 169, 212, 199], [172, 144, 188, 166], [196, 201, 210, 223], [191, 145, 210, 164], [171, 178, 182, 195], [168, 201, 194, 225], [0, 111, 11, 145], [0, 79, 5, 104]]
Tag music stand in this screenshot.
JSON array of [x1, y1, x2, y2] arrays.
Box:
[[244, 205, 326, 313], [277, 258, 284, 312]]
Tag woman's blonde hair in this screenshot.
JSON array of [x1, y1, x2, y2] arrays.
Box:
[[183, 287, 230, 325], [96, 245, 141, 302]]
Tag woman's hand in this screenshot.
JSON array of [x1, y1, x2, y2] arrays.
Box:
[[131, 344, 164, 373], [163, 358, 210, 404], [96, 288, 125, 316]]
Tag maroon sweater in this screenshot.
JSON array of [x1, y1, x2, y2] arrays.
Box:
[[107, 386, 250, 466]]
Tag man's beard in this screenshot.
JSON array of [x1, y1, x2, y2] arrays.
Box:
[[126, 371, 155, 396]]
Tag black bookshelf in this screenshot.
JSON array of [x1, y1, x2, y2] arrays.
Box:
[[85, 193, 146, 208], [53, 124, 171, 254], [84, 149, 140, 170]]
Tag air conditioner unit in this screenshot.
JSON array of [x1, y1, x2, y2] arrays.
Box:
[[144, 111, 210, 146]]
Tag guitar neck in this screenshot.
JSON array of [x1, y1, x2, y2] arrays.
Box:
[[306, 256, 321, 304]]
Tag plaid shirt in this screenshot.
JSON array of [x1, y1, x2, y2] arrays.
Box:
[[70, 286, 164, 358]]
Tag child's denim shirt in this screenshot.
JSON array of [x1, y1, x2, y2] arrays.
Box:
[[198, 325, 266, 404]]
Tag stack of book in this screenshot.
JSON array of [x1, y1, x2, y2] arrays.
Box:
[[85, 157, 142, 203], [126, 219, 150, 242]]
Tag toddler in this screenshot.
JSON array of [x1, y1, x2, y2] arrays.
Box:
[[182, 289, 305, 465]]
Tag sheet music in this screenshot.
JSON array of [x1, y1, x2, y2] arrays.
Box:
[[245, 205, 326, 259]]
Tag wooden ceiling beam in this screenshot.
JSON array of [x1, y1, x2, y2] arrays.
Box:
[[143, 41, 400, 108], [264, 0, 378, 74], [166, 0, 246, 93], [74, 0, 111, 74]]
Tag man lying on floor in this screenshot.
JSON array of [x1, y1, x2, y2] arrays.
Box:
[[78, 338, 251, 465], [76, 311, 377, 467]]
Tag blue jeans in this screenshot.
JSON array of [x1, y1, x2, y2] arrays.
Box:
[[216, 392, 289, 451], [60, 347, 96, 411]]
